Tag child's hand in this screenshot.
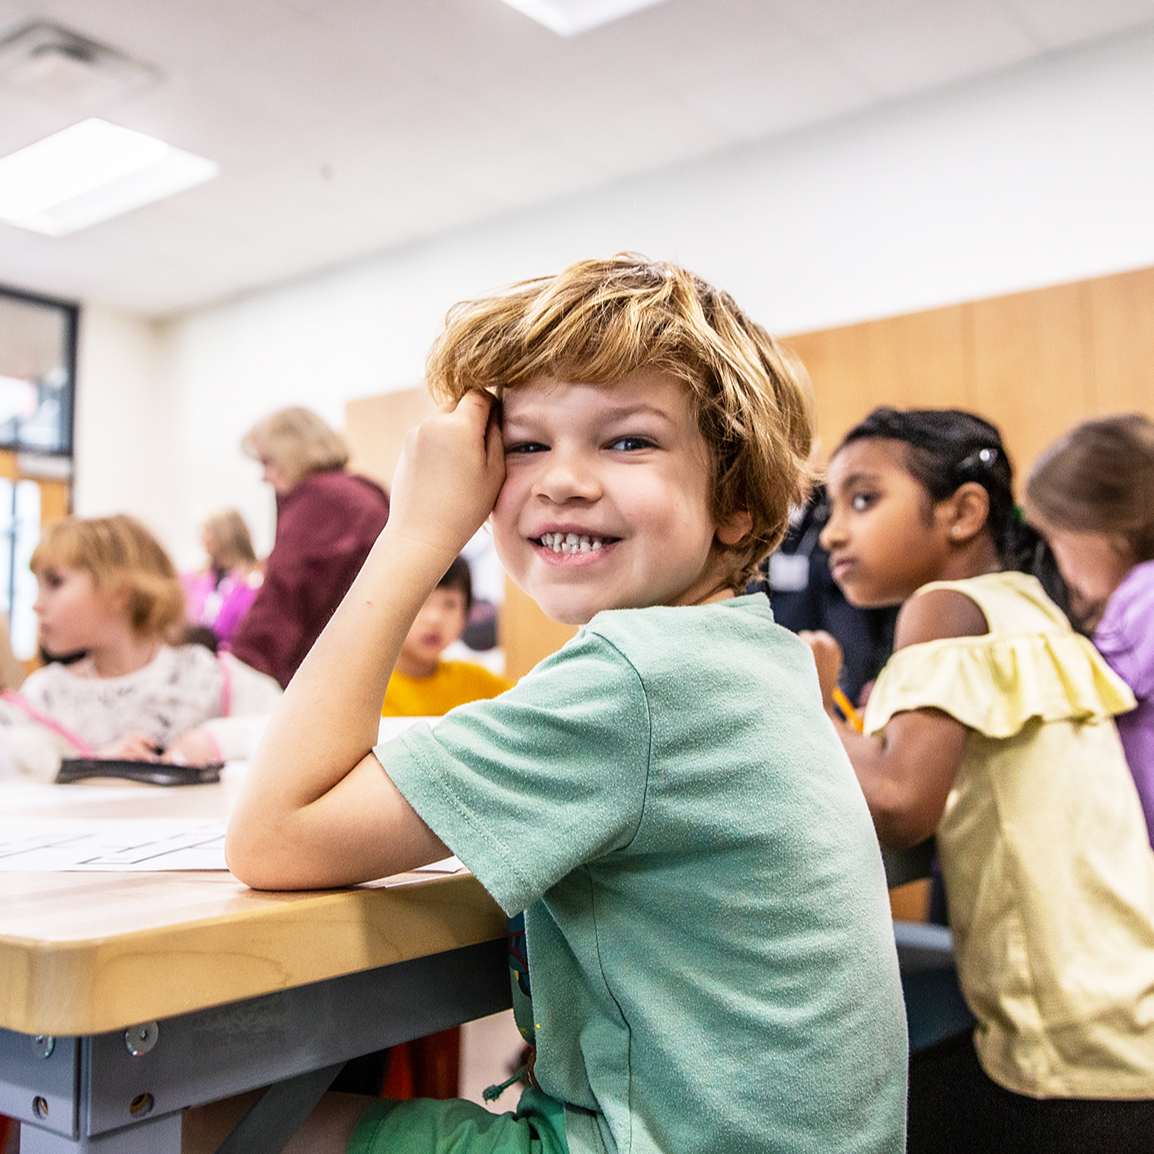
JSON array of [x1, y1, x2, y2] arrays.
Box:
[[388, 390, 505, 559], [98, 733, 161, 761], [162, 728, 221, 767], [799, 630, 844, 713]]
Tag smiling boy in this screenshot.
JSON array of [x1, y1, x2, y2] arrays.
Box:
[[226, 256, 907, 1154]]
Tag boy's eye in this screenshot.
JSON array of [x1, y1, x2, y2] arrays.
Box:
[[608, 436, 654, 452], [850, 492, 876, 512], [505, 441, 549, 455]]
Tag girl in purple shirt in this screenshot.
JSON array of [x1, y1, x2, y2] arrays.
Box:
[[1026, 413, 1154, 846]]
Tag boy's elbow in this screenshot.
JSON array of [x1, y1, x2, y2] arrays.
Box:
[[225, 816, 288, 890]]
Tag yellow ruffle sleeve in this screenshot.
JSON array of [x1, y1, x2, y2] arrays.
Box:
[[863, 631, 1136, 739]]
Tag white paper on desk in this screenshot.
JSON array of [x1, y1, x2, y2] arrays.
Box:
[[0, 781, 158, 809], [0, 816, 466, 875], [377, 715, 440, 744], [415, 855, 464, 873], [0, 817, 228, 871]]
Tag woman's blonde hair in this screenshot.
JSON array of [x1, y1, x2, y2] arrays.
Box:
[[30, 515, 186, 642], [241, 407, 350, 490], [202, 508, 257, 570], [425, 254, 815, 588]]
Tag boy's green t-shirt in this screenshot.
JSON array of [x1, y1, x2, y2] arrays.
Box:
[[380, 595, 907, 1154]]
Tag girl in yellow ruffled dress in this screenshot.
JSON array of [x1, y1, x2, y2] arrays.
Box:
[[803, 407, 1154, 1153]]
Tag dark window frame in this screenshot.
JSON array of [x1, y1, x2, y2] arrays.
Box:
[[0, 282, 79, 458]]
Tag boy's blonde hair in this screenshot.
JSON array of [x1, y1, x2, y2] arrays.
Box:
[[203, 508, 258, 569], [31, 515, 186, 643], [241, 407, 350, 491], [425, 254, 815, 588]]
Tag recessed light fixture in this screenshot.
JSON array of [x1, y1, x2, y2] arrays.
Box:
[[0, 118, 218, 236], [497, 0, 670, 36]]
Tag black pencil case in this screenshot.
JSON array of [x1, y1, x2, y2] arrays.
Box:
[[56, 758, 224, 786]]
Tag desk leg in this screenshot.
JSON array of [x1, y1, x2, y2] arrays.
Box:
[[215, 1062, 344, 1154], [20, 1113, 180, 1153]]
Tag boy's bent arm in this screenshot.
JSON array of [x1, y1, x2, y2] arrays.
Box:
[[226, 392, 504, 890]]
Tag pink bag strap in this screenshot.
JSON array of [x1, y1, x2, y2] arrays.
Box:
[[1, 690, 94, 755]]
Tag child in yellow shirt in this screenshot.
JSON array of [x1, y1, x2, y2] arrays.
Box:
[[382, 555, 511, 717]]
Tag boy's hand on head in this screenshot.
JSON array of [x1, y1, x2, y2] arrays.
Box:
[[388, 390, 505, 559], [799, 630, 844, 714]]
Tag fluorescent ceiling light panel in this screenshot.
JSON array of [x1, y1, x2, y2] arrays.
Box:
[[497, 0, 670, 36], [0, 118, 218, 236]]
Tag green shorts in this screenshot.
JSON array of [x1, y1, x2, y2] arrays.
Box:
[[347, 1087, 569, 1154]]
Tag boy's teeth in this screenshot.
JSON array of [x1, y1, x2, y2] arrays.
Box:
[[540, 532, 605, 554]]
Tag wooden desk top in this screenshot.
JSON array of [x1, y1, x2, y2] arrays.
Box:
[[0, 778, 506, 1037]]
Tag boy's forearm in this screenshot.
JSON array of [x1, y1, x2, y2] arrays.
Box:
[[226, 526, 455, 863]]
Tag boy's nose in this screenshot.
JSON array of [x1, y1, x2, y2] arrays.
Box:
[[535, 452, 601, 503]]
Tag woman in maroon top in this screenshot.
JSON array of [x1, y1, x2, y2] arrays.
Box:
[[229, 407, 389, 688]]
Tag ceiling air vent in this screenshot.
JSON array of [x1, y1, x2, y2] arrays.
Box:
[[0, 21, 161, 109]]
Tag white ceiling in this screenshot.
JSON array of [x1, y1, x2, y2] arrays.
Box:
[[0, 0, 1152, 318]]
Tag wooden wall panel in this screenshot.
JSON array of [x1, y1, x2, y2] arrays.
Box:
[[787, 304, 969, 460], [784, 324, 869, 461], [788, 266, 1154, 486], [345, 386, 435, 491], [501, 579, 578, 682], [1086, 266, 1154, 415], [967, 281, 1095, 478], [860, 305, 971, 412]]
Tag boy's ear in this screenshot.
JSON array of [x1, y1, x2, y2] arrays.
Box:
[[941, 482, 990, 544], [716, 507, 753, 547]]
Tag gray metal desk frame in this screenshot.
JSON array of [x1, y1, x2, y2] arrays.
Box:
[[2, 938, 510, 1153]]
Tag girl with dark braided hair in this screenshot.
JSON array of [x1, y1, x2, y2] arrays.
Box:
[[804, 407, 1154, 1152]]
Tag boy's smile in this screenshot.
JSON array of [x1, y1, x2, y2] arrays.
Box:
[[492, 368, 740, 624]]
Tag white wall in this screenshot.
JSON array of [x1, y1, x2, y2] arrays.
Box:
[[72, 306, 183, 542], [76, 26, 1154, 566]]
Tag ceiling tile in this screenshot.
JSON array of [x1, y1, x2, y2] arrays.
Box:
[[825, 0, 1041, 98], [761, 0, 924, 43], [2, 0, 1153, 315], [680, 44, 879, 142], [1003, 0, 1154, 47]]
